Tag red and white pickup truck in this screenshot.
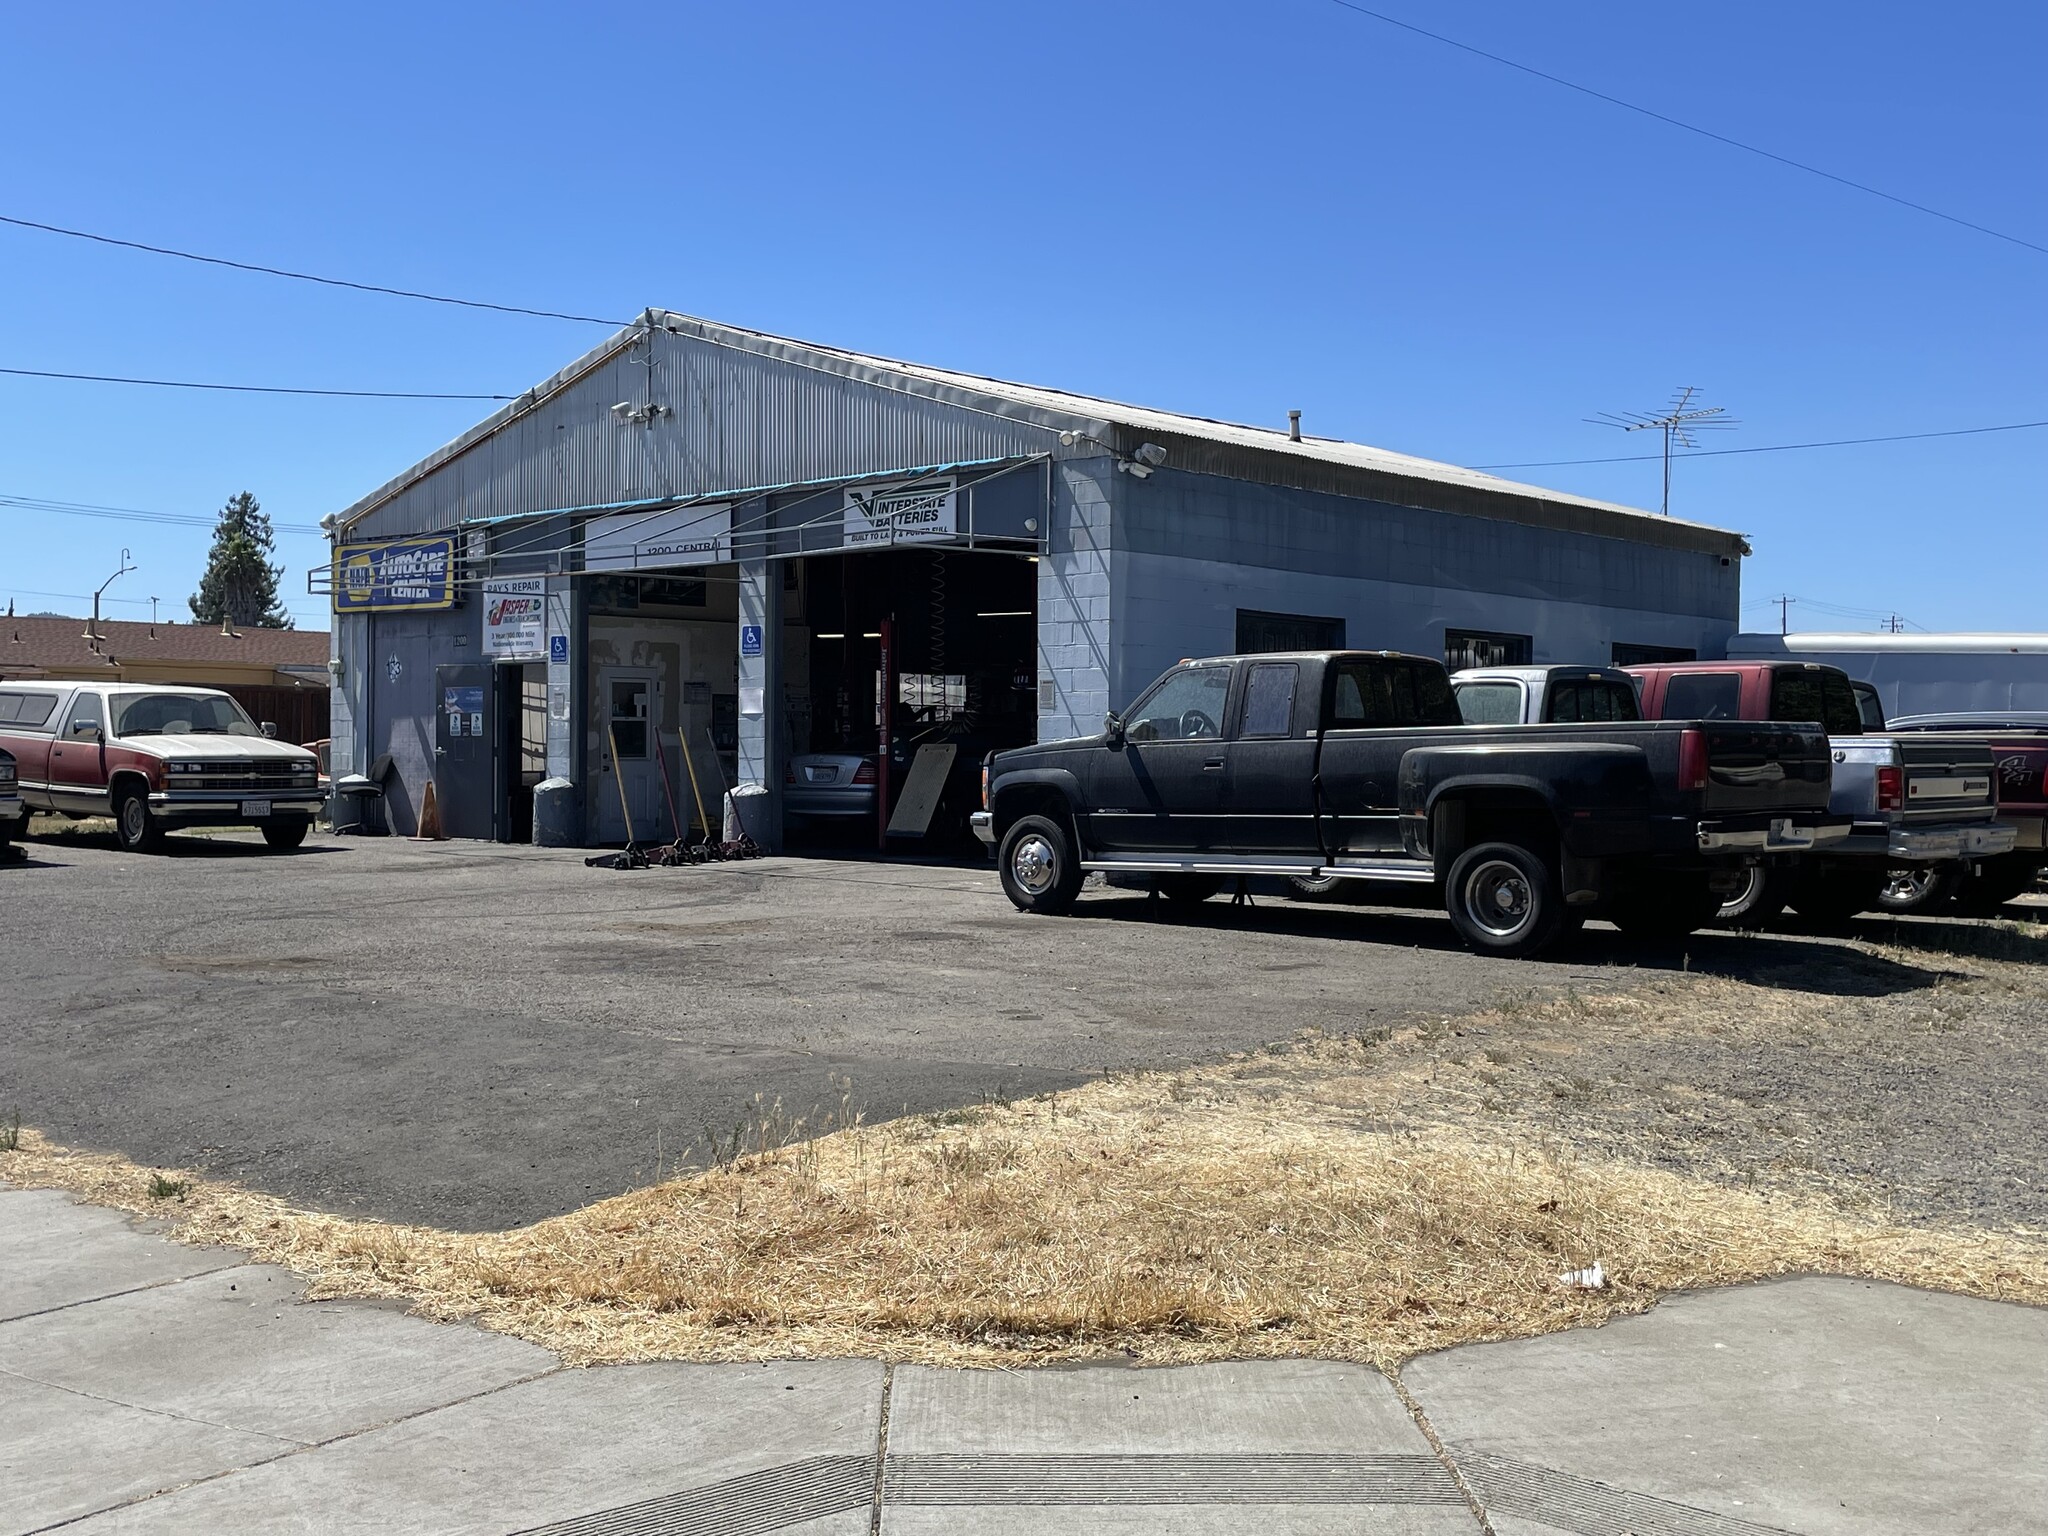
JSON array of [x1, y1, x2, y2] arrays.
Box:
[[0, 682, 323, 853]]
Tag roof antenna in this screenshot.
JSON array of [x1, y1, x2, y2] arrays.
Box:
[[1287, 409, 1302, 442], [1587, 387, 1737, 516]]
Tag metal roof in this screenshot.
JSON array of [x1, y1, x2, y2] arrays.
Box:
[[1731, 632, 2048, 656], [336, 308, 1749, 556]]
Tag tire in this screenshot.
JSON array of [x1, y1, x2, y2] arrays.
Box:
[[1878, 864, 1957, 914], [112, 784, 164, 853], [1952, 854, 2040, 917], [1156, 873, 1224, 906], [1285, 873, 1345, 901], [1443, 841, 1570, 958], [261, 817, 310, 851], [1615, 875, 1724, 942], [1786, 867, 1886, 927], [997, 814, 1085, 915], [1715, 864, 1788, 928]]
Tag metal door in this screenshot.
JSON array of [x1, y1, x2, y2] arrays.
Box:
[[596, 667, 662, 843], [1081, 664, 1233, 853], [433, 664, 494, 840]]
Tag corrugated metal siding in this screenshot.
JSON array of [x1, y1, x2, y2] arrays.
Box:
[[352, 332, 1054, 539]]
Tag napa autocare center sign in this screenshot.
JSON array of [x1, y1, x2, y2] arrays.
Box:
[[332, 536, 456, 612], [584, 504, 733, 569], [844, 478, 957, 547], [482, 577, 547, 659]]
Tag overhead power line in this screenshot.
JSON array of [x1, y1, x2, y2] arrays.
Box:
[[0, 213, 630, 325], [1473, 417, 2048, 470], [0, 366, 513, 400], [1325, 2, 2048, 261], [0, 492, 323, 536]]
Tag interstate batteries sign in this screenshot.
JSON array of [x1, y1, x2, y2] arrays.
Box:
[[332, 537, 456, 612], [844, 478, 957, 547]]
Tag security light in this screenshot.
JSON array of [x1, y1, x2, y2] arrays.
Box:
[[1132, 443, 1168, 468]]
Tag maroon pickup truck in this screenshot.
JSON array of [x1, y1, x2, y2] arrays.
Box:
[[0, 681, 323, 853]]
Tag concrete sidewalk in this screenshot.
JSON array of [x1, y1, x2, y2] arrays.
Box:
[[4, 1186, 2043, 1535]]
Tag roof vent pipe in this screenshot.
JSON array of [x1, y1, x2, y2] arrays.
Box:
[[1287, 410, 1302, 442]]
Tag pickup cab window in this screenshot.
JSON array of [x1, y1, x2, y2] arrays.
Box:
[[113, 692, 264, 737], [1548, 679, 1639, 723], [1454, 680, 1524, 725], [1331, 659, 1461, 728], [1852, 681, 1887, 731], [67, 693, 104, 738], [1126, 666, 1231, 741], [1769, 670, 1863, 735], [1239, 663, 1299, 737], [1661, 672, 1741, 721]]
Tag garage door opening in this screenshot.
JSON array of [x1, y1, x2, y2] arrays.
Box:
[[790, 547, 1037, 854]]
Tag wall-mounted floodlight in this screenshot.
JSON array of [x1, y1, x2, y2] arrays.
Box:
[[1116, 443, 1168, 479], [610, 402, 673, 426]]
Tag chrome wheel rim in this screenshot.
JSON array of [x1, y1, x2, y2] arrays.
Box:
[[121, 799, 146, 843], [1883, 868, 1937, 905], [1011, 834, 1058, 895], [1463, 858, 1534, 940]]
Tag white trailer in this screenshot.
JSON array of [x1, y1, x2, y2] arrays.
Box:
[[1725, 633, 2048, 719]]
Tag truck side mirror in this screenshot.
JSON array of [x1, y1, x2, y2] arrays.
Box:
[[1103, 711, 1125, 748], [261, 721, 279, 738], [70, 721, 103, 743]]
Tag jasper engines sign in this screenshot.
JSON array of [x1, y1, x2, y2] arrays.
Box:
[[482, 577, 547, 658], [844, 478, 957, 548]]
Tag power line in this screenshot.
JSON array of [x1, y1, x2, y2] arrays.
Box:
[[1324, 1, 2048, 261], [0, 366, 513, 401], [1473, 417, 2048, 470], [0, 492, 324, 536], [0, 213, 630, 325]]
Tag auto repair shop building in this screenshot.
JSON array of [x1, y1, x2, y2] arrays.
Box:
[[323, 309, 1746, 845]]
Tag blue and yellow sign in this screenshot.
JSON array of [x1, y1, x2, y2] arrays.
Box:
[[332, 537, 456, 612]]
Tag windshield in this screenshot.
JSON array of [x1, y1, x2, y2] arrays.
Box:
[[113, 692, 263, 737]]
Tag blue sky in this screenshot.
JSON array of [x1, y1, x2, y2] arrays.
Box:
[[3, 1, 2041, 634]]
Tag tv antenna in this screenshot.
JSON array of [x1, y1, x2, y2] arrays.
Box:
[[1588, 386, 1738, 516]]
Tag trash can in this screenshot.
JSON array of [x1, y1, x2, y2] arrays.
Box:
[[331, 774, 386, 836], [533, 777, 577, 847], [724, 783, 774, 846]]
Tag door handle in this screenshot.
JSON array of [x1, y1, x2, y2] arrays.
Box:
[[1202, 757, 1226, 770]]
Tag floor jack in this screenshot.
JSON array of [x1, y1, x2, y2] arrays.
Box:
[[584, 726, 652, 870]]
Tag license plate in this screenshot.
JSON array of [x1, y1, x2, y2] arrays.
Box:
[[1766, 817, 1814, 850], [804, 767, 833, 783], [241, 799, 271, 817]]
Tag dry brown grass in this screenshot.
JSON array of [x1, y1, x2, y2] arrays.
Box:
[[8, 953, 2047, 1370]]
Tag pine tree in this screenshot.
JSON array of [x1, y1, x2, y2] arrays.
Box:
[[190, 491, 293, 629]]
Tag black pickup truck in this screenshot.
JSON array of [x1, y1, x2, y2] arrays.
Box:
[[973, 650, 1849, 957]]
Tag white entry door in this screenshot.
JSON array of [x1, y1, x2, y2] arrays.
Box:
[[596, 667, 664, 842]]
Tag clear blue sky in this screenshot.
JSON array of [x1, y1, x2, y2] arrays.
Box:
[[3, 1, 2041, 634]]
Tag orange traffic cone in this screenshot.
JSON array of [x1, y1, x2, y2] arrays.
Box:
[[415, 780, 447, 841]]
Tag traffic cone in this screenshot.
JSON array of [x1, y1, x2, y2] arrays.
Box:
[[415, 780, 447, 841]]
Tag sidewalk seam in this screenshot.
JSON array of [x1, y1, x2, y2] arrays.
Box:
[[0, 1363, 310, 1448], [1389, 1367, 1495, 1536], [0, 1260, 247, 1327], [869, 1361, 895, 1535]]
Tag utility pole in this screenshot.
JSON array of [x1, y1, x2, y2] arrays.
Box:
[[1589, 387, 1739, 517], [1883, 614, 1905, 633], [1775, 594, 1796, 635]]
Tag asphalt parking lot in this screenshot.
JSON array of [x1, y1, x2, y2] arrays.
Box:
[[0, 827, 2004, 1230]]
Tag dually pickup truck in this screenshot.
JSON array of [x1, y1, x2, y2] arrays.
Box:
[[0, 682, 323, 853], [1625, 661, 2014, 923], [973, 650, 1849, 957]]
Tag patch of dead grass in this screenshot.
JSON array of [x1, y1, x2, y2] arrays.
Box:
[[7, 970, 2046, 1370]]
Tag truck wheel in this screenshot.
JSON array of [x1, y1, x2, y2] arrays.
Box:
[[112, 785, 165, 854], [1786, 869, 1885, 927], [1878, 864, 1956, 914], [1952, 854, 2040, 917], [1285, 873, 1345, 901], [261, 818, 310, 851], [1156, 873, 1224, 906], [1444, 841, 1570, 958], [998, 814, 1085, 915], [1617, 876, 1724, 941], [1715, 865, 1788, 928]]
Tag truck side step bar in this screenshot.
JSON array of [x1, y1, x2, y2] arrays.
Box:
[[1081, 854, 1436, 884]]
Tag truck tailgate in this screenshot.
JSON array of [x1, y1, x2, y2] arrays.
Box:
[[1894, 736, 1999, 822], [1699, 723, 1833, 815]]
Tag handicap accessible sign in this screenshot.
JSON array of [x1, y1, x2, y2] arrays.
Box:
[[741, 624, 763, 657]]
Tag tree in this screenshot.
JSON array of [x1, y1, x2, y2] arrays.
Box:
[[190, 491, 293, 629]]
